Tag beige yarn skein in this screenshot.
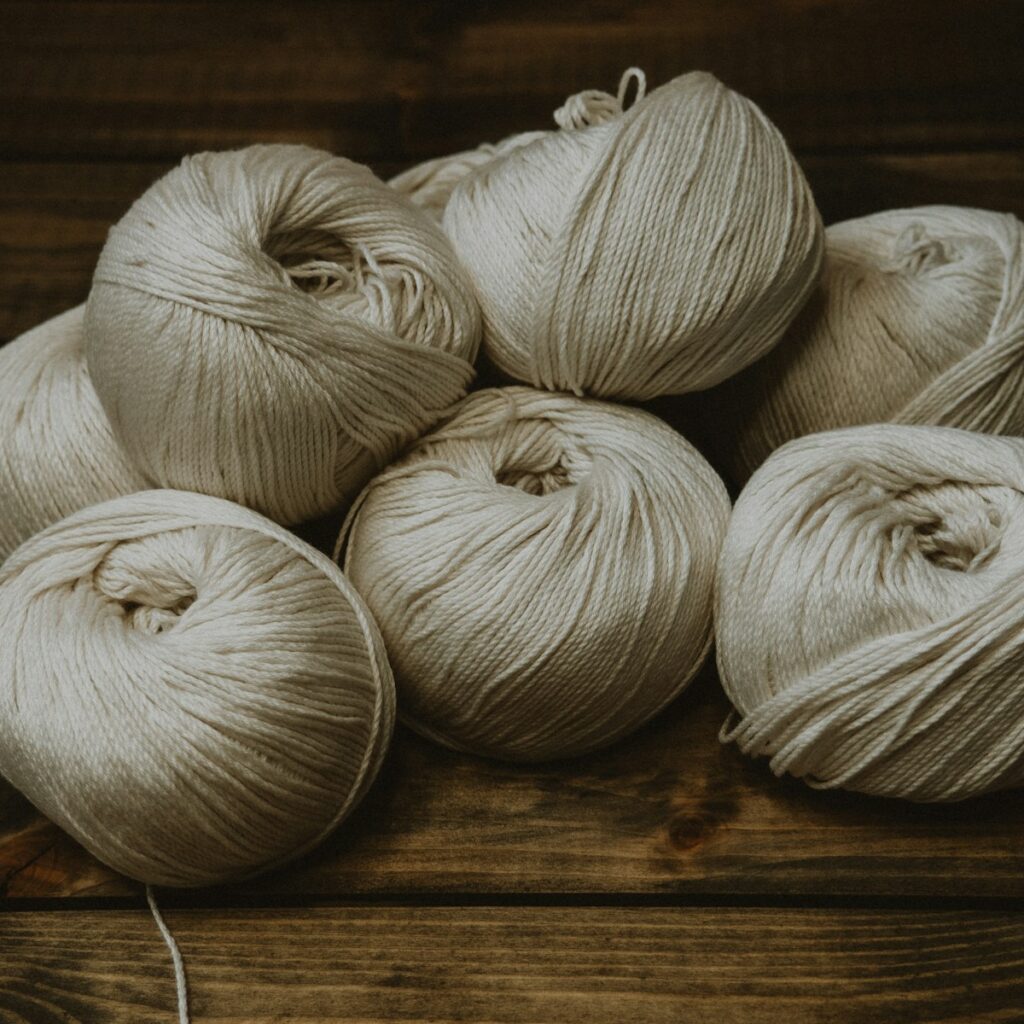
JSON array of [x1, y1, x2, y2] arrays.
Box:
[[716, 425, 1024, 802], [0, 305, 145, 562], [86, 144, 481, 526], [0, 490, 395, 886], [342, 386, 730, 762], [442, 69, 823, 400], [718, 206, 1024, 481]]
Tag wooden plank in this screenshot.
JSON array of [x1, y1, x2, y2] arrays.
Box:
[[1, 905, 1021, 1023], [0, 1, 1021, 161], [3, 673, 1024, 900], [1, 151, 1023, 343]]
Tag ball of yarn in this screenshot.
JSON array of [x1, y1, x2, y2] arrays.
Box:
[[342, 386, 730, 761], [716, 424, 1024, 802], [717, 205, 1024, 481], [442, 69, 823, 400], [0, 490, 395, 886], [86, 143, 481, 526], [0, 305, 145, 562]]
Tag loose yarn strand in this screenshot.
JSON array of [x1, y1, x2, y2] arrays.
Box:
[[616, 67, 647, 109], [146, 885, 190, 1024]]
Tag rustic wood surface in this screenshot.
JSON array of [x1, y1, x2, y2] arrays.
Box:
[[3, 906, 1024, 1023], [4, 673, 1024, 902], [1, 2, 1023, 1021]]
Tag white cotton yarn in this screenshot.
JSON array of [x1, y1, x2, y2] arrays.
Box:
[[441, 69, 823, 400], [342, 386, 730, 762], [85, 143, 481, 526], [0, 305, 146, 562], [717, 205, 1024, 481], [0, 489, 395, 886], [716, 424, 1024, 802]]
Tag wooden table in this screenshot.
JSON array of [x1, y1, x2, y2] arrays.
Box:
[[2, 3, 1023, 1021]]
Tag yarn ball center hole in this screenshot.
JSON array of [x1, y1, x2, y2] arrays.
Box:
[[92, 535, 201, 634], [897, 484, 1003, 572], [491, 421, 592, 496], [264, 227, 363, 296], [263, 225, 425, 333], [120, 592, 196, 633]]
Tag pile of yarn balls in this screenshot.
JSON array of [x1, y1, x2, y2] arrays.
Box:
[[2, 67, 1023, 888]]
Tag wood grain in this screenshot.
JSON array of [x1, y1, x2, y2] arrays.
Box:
[[1, 904, 1022, 1023], [1, 1, 1022, 162], [2, 151, 1023, 343], [4, 673, 1023, 901]]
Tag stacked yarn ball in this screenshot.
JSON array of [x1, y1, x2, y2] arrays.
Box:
[[342, 387, 730, 761], [0, 305, 145, 561], [713, 205, 1024, 481], [2, 64, 1023, 908], [440, 69, 824, 400], [716, 426, 1024, 801], [86, 143, 481, 526], [0, 490, 395, 885]]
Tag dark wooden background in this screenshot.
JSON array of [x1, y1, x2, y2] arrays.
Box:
[[2, 3, 1024, 1021]]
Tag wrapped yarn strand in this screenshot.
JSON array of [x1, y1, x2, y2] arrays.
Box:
[[86, 144, 481, 526], [716, 424, 1024, 801], [0, 305, 145, 562], [0, 490, 396, 885], [442, 69, 824, 400], [341, 386, 730, 761]]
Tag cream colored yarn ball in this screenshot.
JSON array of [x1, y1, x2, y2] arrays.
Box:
[[719, 205, 1024, 481], [716, 424, 1024, 802], [0, 305, 145, 562], [441, 69, 823, 400], [0, 490, 395, 886], [86, 143, 481, 526], [342, 386, 730, 761]]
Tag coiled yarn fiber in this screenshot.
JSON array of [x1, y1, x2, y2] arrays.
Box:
[[0, 305, 145, 562], [85, 143, 481, 526], [342, 386, 730, 762], [0, 490, 395, 886], [441, 69, 823, 400], [716, 424, 1024, 802], [718, 206, 1024, 481]]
